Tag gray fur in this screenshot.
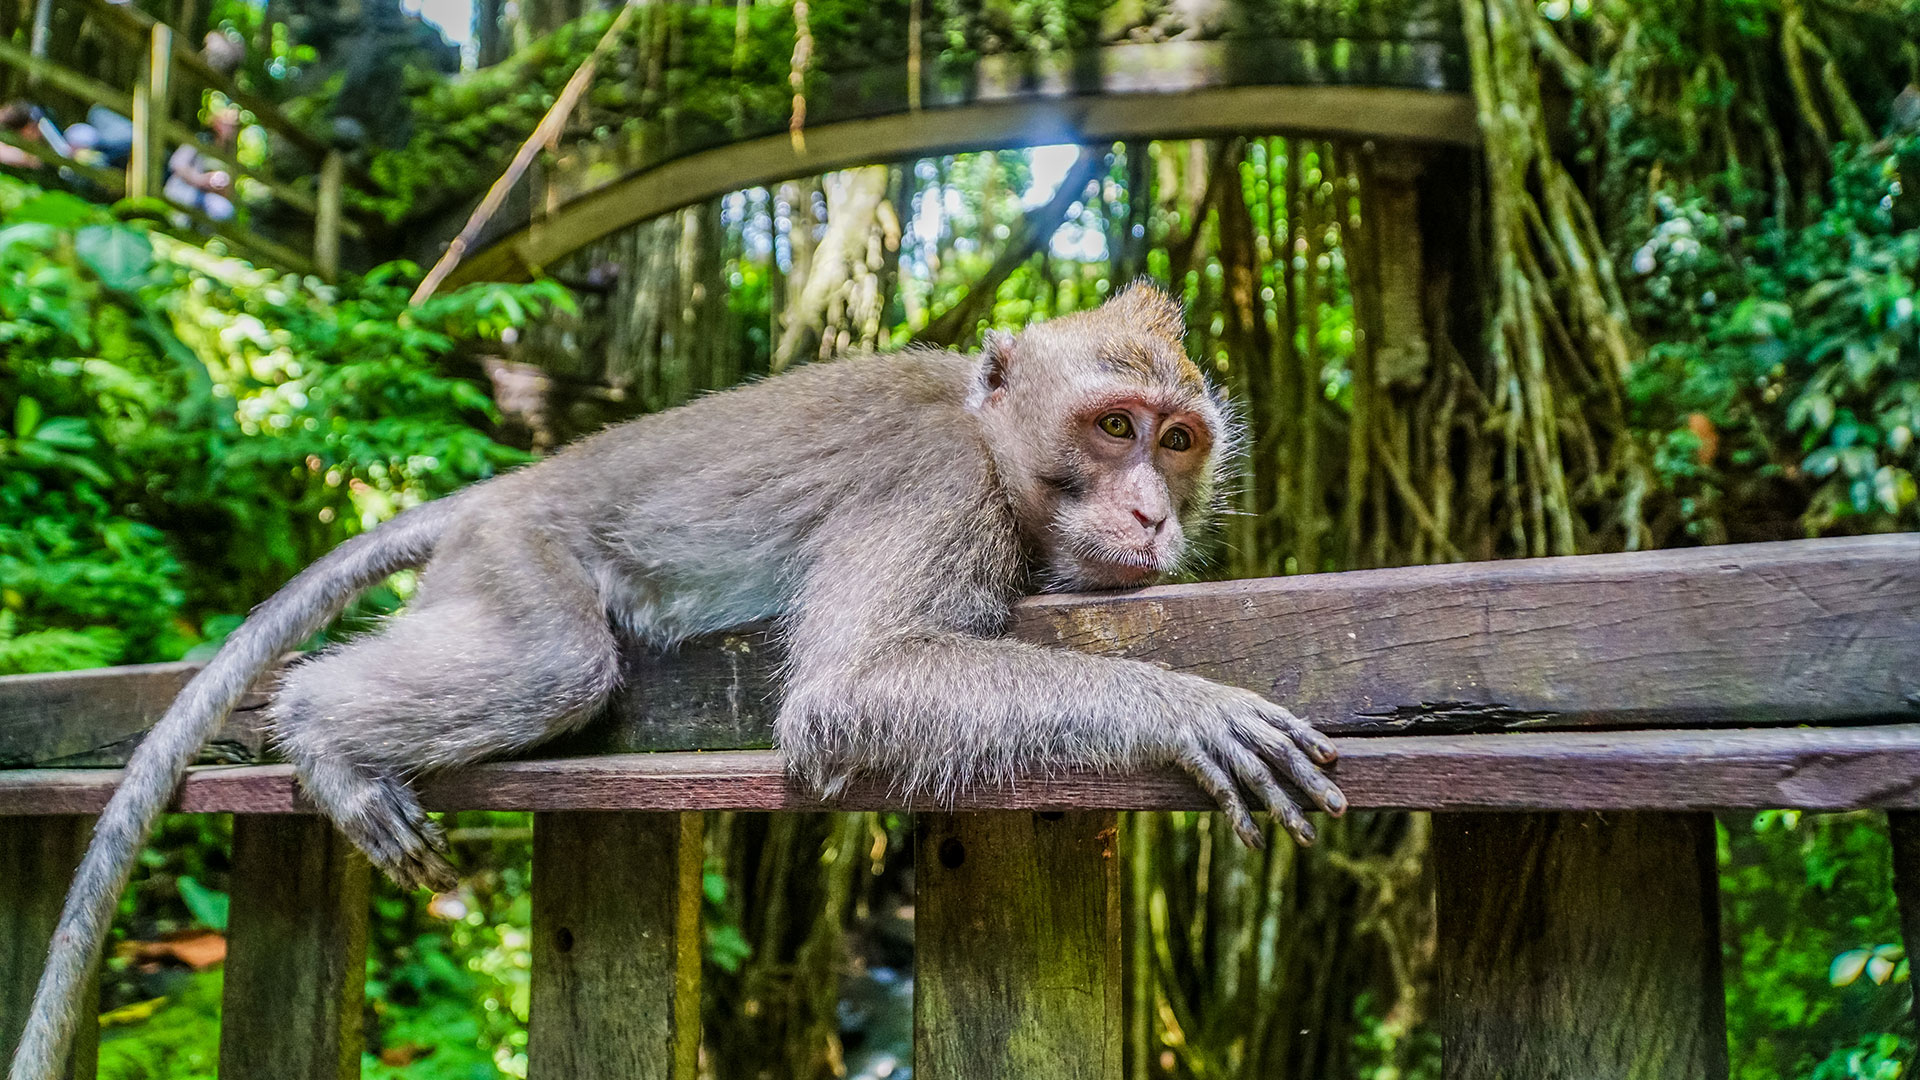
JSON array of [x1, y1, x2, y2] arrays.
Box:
[[9, 284, 1342, 1080]]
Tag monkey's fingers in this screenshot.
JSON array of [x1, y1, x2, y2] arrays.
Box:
[[361, 788, 458, 891], [1175, 740, 1264, 848], [1234, 719, 1347, 818], [1218, 738, 1316, 846], [385, 844, 458, 893], [1259, 702, 1339, 765]]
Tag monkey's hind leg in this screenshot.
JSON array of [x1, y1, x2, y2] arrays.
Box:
[[271, 529, 619, 890]]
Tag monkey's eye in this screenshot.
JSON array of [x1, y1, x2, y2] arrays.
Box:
[[1097, 413, 1135, 439], [1160, 425, 1193, 452]]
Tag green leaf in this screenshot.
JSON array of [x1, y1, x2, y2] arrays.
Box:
[[10, 190, 98, 227], [29, 417, 95, 451], [0, 222, 57, 256], [176, 875, 230, 932], [703, 923, 753, 974], [13, 396, 40, 439], [75, 226, 155, 291]]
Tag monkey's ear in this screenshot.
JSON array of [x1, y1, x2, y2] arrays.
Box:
[[970, 330, 1015, 407]]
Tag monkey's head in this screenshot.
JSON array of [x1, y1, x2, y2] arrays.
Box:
[[970, 282, 1237, 592]]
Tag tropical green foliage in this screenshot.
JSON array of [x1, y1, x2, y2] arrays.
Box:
[[1629, 136, 1920, 537], [1722, 812, 1914, 1080], [9, 0, 1920, 1069], [0, 174, 569, 675]]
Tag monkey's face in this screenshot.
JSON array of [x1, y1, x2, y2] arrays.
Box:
[[1039, 390, 1222, 590], [972, 315, 1231, 592]]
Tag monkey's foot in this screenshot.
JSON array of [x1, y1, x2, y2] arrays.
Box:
[[352, 783, 458, 893], [296, 758, 459, 892]]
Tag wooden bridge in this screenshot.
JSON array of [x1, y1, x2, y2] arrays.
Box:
[[0, 0, 380, 276], [4, 0, 1485, 293], [420, 0, 1479, 290], [2, 533, 1918, 1078]]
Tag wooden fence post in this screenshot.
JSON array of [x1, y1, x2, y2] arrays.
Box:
[[1884, 812, 1920, 1031], [127, 23, 172, 201], [1, 816, 98, 1080], [219, 815, 370, 1080], [916, 811, 1123, 1080], [529, 812, 702, 1080], [314, 150, 343, 280], [1435, 812, 1728, 1080]]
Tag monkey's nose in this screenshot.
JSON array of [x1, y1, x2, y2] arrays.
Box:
[[1132, 509, 1165, 533]]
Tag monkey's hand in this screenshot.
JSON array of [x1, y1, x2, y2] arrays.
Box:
[[1171, 682, 1345, 848]]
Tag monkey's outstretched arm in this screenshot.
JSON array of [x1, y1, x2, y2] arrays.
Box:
[[8, 495, 467, 1080], [781, 631, 1345, 844], [775, 518, 1345, 846]]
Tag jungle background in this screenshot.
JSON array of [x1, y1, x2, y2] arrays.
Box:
[[3, 0, 1920, 1075]]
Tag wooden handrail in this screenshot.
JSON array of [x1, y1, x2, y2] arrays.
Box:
[[0, 128, 124, 191], [0, 35, 356, 234], [3, 723, 1919, 815], [0, 36, 132, 116], [2, 534, 1916, 767], [1, 0, 382, 276], [65, 0, 370, 182]]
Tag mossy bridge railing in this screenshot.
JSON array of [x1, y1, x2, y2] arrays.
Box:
[[435, 1, 1476, 289], [5, 534, 1920, 1078]]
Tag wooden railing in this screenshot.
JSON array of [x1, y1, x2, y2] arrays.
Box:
[[0, 0, 379, 276], [3, 534, 1919, 1077]]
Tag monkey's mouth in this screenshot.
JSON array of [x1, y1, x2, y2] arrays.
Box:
[[1072, 542, 1170, 588]]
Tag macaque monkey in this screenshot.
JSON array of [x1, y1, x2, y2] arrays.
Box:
[[11, 283, 1344, 1080]]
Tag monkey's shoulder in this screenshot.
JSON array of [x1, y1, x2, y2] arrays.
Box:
[[501, 348, 993, 519], [579, 351, 981, 463], [724, 348, 978, 414]]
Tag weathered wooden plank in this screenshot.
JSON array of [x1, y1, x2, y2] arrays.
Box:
[[1014, 533, 1920, 734], [1434, 812, 1728, 1080], [0, 661, 275, 768], [539, 628, 778, 756], [0, 816, 98, 1080], [219, 815, 369, 1080], [916, 812, 1122, 1080], [7, 723, 1920, 815], [4, 536, 1916, 767], [528, 812, 701, 1080]]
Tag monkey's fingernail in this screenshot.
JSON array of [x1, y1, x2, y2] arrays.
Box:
[[1326, 790, 1348, 815]]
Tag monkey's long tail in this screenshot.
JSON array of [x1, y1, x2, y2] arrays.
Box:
[[8, 494, 464, 1080]]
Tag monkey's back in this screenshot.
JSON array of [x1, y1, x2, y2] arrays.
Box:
[[456, 348, 1005, 645]]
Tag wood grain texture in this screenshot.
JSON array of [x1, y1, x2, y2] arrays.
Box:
[[915, 812, 1123, 1080], [1435, 812, 1728, 1080], [5, 724, 1920, 815], [4, 535, 1916, 768], [528, 812, 702, 1080], [219, 815, 370, 1080], [0, 816, 97, 1080], [1012, 533, 1920, 734], [0, 660, 275, 767]]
